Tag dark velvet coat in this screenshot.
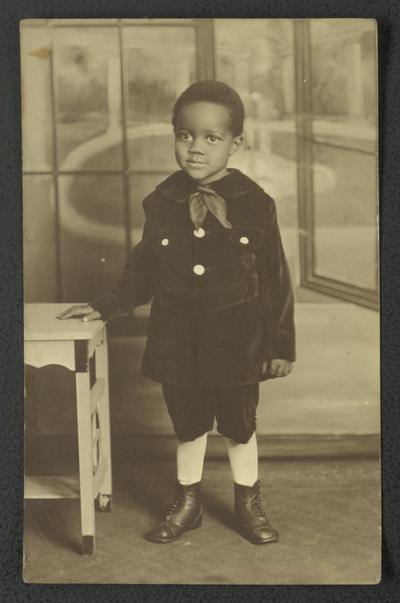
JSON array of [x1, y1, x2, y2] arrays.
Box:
[[91, 168, 295, 387]]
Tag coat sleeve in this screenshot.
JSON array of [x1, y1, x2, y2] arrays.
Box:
[[89, 197, 158, 321], [257, 198, 296, 362]]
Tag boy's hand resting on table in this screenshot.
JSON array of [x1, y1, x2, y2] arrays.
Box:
[[262, 359, 293, 378], [56, 304, 101, 323]]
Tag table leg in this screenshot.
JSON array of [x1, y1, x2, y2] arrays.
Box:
[[95, 329, 112, 512], [76, 371, 96, 556]]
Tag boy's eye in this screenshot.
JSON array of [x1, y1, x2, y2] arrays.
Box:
[[206, 134, 220, 143], [178, 132, 192, 141]]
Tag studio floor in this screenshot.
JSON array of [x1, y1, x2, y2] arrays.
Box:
[[23, 456, 381, 585]]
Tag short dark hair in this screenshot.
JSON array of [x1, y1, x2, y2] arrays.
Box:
[[172, 80, 245, 137]]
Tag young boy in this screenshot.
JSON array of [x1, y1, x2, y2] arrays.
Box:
[[57, 80, 295, 545]]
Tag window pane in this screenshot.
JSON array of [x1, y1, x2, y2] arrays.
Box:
[[309, 20, 378, 293], [20, 25, 54, 171], [23, 176, 57, 301], [122, 25, 196, 169], [53, 27, 123, 170], [128, 129, 176, 172], [312, 144, 377, 290], [310, 20, 377, 151], [58, 175, 126, 302]]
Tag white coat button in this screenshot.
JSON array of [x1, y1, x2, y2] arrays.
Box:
[[239, 236, 249, 245], [193, 264, 206, 275], [161, 238, 169, 246], [194, 227, 206, 238]]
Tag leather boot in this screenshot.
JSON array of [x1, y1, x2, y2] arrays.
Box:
[[234, 480, 279, 544], [145, 481, 203, 543]]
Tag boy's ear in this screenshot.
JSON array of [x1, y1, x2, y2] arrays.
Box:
[[229, 135, 243, 156]]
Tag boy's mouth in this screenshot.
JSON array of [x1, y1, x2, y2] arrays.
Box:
[[187, 160, 206, 167]]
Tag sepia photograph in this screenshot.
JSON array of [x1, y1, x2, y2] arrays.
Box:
[[22, 17, 380, 584]]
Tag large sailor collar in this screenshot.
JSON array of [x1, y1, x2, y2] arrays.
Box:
[[155, 168, 262, 203]]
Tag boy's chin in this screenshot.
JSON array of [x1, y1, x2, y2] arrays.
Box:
[[181, 167, 210, 182], [180, 166, 225, 184]]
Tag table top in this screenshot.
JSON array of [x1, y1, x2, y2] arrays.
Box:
[[24, 303, 105, 341]]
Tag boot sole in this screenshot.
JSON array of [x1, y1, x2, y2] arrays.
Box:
[[248, 536, 279, 545], [243, 532, 279, 545], [145, 512, 203, 544]]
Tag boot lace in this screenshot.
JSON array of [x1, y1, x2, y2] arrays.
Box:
[[254, 498, 266, 517], [253, 487, 266, 518], [165, 498, 180, 519]]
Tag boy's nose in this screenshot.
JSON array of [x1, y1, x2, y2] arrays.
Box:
[[189, 138, 205, 155]]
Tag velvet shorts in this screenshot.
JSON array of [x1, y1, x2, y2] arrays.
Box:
[[161, 382, 260, 444]]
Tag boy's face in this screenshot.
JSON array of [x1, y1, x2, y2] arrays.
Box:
[[174, 101, 243, 185]]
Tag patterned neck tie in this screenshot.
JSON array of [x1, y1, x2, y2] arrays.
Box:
[[188, 184, 232, 230]]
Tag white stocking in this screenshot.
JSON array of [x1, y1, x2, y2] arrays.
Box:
[[176, 433, 208, 486], [224, 432, 258, 486]]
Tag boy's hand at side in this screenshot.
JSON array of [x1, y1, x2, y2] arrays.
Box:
[[262, 359, 293, 378], [56, 304, 101, 322]]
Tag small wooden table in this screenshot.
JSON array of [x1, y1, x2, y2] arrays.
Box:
[[24, 303, 113, 556]]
